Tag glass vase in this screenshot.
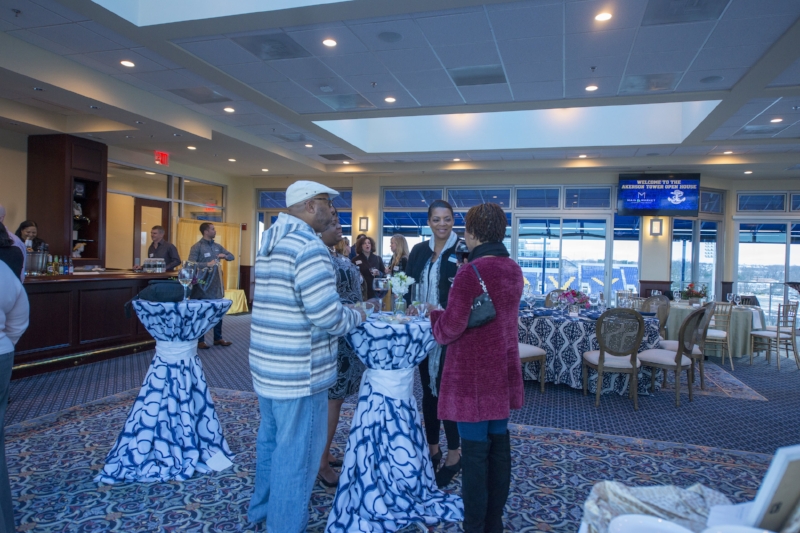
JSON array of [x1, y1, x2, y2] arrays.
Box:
[[394, 297, 407, 316]]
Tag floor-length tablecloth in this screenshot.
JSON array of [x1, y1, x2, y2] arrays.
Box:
[[326, 316, 463, 532], [95, 299, 233, 484], [666, 304, 767, 357], [518, 311, 662, 395]]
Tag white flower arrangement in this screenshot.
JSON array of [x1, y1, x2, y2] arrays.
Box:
[[388, 272, 415, 296]]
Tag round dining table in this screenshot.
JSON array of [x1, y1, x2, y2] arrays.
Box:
[[518, 310, 662, 395], [666, 304, 767, 358]]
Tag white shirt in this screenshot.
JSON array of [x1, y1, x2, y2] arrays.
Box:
[[0, 260, 29, 355]]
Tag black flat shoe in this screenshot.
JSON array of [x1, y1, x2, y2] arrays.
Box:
[[435, 457, 461, 488], [329, 458, 343, 468], [429, 449, 443, 472]]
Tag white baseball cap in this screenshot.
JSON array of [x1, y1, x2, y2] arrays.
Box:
[[285, 180, 340, 207]]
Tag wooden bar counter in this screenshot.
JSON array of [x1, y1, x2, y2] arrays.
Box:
[[14, 271, 171, 379]]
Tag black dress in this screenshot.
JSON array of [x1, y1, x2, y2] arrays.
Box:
[[328, 250, 365, 400], [387, 256, 408, 276], [352, 253, 385, 299]]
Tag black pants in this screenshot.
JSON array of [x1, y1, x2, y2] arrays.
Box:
[[418, 350, 460, 451]]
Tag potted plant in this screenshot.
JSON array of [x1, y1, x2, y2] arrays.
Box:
[[681, 283, 708, 305]]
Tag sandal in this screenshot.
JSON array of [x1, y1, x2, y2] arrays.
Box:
[[429, 449, 443, 472], [435, 456, 461, 488]]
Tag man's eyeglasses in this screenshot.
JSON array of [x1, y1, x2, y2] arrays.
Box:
[[309, 196, 333, 207]]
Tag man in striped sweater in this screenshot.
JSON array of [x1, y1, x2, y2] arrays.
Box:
[[247, 180, 365, 531]]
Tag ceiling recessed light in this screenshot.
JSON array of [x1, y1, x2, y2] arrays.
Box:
[[342, 161, 350, 164], [125, 135, 134, 139], [385, 97, 396, 103], [135, 120, 144, 124], [578, 154, 587, 158], [228, 158, 236, 162], [33, 87, 44, 91], [723, 151, 733, 154], [120, 60, 135, 67], [322, 39, 337, 47], [305, 144, 313, 148], [585, 85, 598, 92], [261, 168, 269, 172], [453, 158, 460, 161], [770, 118, 783, 123], [223, 107, 235, 113], [145, 172, 156, 175], [187, 146, 196, 150], [89, 105, 99, 109], [744, 171, 753, 174], [173, 133, 181, 137], [595, 12, 612, 21]]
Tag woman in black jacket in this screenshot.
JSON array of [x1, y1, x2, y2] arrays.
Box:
[[405, 199, 464, 488], [352, 236, 385, 300]]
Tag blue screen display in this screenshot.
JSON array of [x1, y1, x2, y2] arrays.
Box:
[[617, 174, 700, 216]]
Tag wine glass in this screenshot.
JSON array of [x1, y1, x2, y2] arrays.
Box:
[[673, 291, 682, 304], [734, 294, 741, 306], [455, 240, 470, 264], [549, 291, 559, 307], [363, 301, 375, 319], [726, 293, 733, 304], [589, 294, 598, 309], [178, 262, 196, 302], [373, 278, 390, 312]]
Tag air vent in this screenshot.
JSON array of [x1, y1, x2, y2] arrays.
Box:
[[318, 94, 375, 111], [232, 32, 310, 61], [320, 154, 353, 161], [620, 73, 678, 93], [168, 87, 232, 104], [272, 133, 308, 143], [448, 65, 506, 87], [642, 0, 730, 26], [736, 125, 786, 135]]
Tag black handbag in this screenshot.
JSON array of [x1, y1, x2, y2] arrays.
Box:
[[124, 279, 185, 318], [467, 263, 496, 328]]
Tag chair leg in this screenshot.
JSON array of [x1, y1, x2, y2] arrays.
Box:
[[792, 337, 800, 370], [749, 336, 754, 365], [776, 340, 781, 371], [727, 339, 734, 371], [650, 367, 656, 393], [540, 358, 545, 393], [687, 367, 693, 403], [674, 368, 681, 407], [595, 369, 603, 407], [698, 357, 705, 391], [582, 363, 588, 396], [632, 371, 638, 411]]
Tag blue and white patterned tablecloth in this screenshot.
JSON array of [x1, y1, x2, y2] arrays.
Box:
[[518, 312, 663, 395], [95, 299, 233, 484], [326, 316, 463, 532]]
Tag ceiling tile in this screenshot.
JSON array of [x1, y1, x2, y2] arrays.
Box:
[[0, 0, 70, 28], [150, 89, 196, 105], [533, 150, 566, 159], [286, 26, 367, 56], [130, 70, 207, 90], [238, 124, 287, 136], [769, 57, 800, 87], [270, 57, 337, 80], [565, 0, 649, 33], [774, 124, 800, 138], [433, 43, 501, 69], [215, 113, 276, 127], [28, 23, 124, 53], [217, 62, 287, 85], [64, 53, 121, 75], [347, 19, 430, 51], [634, 147, 675, 157], [458, 84, 512, 104], [320, 53, 388, 76], [415, 12, 494, 47], [82, 49, 170, 73], [705, 15, 795, 49], [77, 21, 140, 48], [374, 47, 442, 72], [625, 49, 697, 75], [505, 61, 562, 83], [181, 103, 222, 116], [599, 148, 639, 157], [252, 80, 312, 100], [0, 18, 18, 31], [675, 68, 747, 92], [487, 3, 562, 40], [411, 87, 464, 106], [276, 95, 334, 114], [7, 28, 76, 55], [566, 55, 627, 79], [633, 22, 716, 53], [111, 73, 161, 92], [724, 0, 800, 19], [512, 80, 563, 101], [691, 44, 769, 70], [344, 73, 405, 94], [30, 0, 89, 22], [130, 47, 184, 70], [499, 152, 534, 161], [497, 36, 562, 64], [705, 126, 740, 140], [179, 39, 259, 66], [394, 69, 454, 91], [566, 29, 637, 59], [294, 77, 358, 97], [564, 76, 619, 98]]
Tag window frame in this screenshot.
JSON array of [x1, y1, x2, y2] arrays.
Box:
[[736, 191, 788, 213]]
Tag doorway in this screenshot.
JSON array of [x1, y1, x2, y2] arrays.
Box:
[[133, 198, 170, 266]]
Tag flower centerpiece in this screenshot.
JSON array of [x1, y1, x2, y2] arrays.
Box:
[[558, 289, 591, 310], [681, 283, 707, 304], [388, 272, 415, 315]]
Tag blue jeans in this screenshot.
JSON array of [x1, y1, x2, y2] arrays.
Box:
[[457, 419, 509, 442], [0, 351, 14, 532], [198, 319, 223, 343], [248, 391, 327, 531]]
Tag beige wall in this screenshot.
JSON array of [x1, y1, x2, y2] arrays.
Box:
[[106, 193, 134, 269], [0, 130, 28, 232]]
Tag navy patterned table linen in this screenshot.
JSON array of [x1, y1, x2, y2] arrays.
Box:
[[518, 313, 663, 395], [327, 318, 463, 532], [95, 299, 233, 484]]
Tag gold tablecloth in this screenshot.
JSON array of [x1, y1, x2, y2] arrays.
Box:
[[223, 289, 249, 314]]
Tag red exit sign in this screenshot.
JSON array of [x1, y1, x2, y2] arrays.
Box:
[[154, 151, 169, 166]]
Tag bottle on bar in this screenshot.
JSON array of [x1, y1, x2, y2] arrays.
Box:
[[53, 255, 60, 276], [62, 259, 68, 275], [46, 254, 54, 275], [68, 257, 74, 275]]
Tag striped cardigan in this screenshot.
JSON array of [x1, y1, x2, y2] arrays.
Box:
[[249, 213, 361, 400]]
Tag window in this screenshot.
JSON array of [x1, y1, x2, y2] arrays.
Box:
[[108, 162, 168, 198], [737, 223, 788, 323], [184, 180, 223, 207], [257, 189, 352, 251], [259, 190, 352, 209], [384, 189, 442, 208], [700, 190, 724, 214], [448, 189, 510, 208], [612, 215, 640, 295], [564, 187, 611, 209], [737, 193, 786, 212], [382, 212, 431, 263], [791, 194, 800, 211], [671, 219, 694, 291], [516, 188, 559, 208]]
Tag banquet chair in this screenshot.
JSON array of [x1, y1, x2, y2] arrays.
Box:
[[638, 307, 705, 407], [740, 295, 759, 306], [629, 297, 645, 310], [519, 345, 547, 393], [658, 303, 715, 390], [582, 309, 645, 410], [642, 295, 670, 338], [750, 302, 800, 370], [544, 289, 564, 308], [704, 302, 734, 370]]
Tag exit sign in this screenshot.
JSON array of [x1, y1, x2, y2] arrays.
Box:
[[154, 151, 169, 166]]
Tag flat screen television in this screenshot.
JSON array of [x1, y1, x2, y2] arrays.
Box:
[[617, 173, 700, 217]]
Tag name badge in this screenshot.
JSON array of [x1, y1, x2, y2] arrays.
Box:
[[393, 266, 399, 271], [355, 260, 362, 265], [204, 252, 211, 257], [149, 253, 154, 258], [448, 255, 458, 263]]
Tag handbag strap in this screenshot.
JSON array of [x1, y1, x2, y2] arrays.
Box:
[[470, 263, 489, 296]]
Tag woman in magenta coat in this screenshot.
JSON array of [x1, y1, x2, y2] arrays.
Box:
[[430, 202, 523, 533]]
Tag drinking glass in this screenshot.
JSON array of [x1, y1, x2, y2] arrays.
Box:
[[589, 294, 598, 309], [734, 294, 741, 306], [363, 301, 375, 319], [673, 291, 682, 304], [455, 240, 469, 264], [373, 278, 390, 312], [549, 292, 559, 307], [652, 290, 661, 296], [178, 262, 196, 302], [726, 293, 734, 303]]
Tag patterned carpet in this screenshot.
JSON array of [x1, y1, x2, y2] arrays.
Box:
[[660, 362, 767, 401], [6, 388, 772, 533]]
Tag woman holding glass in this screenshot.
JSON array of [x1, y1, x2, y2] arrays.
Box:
[[429, 203, 523, 533], [318, 210, 378, 488], [405, 199, 464, 487], [352, 236, 385, 300]]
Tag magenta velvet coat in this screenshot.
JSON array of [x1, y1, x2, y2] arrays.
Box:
[[429, 256, 524, 423]]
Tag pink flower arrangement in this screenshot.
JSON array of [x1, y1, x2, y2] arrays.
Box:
[[558, 289, 591, 309]]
